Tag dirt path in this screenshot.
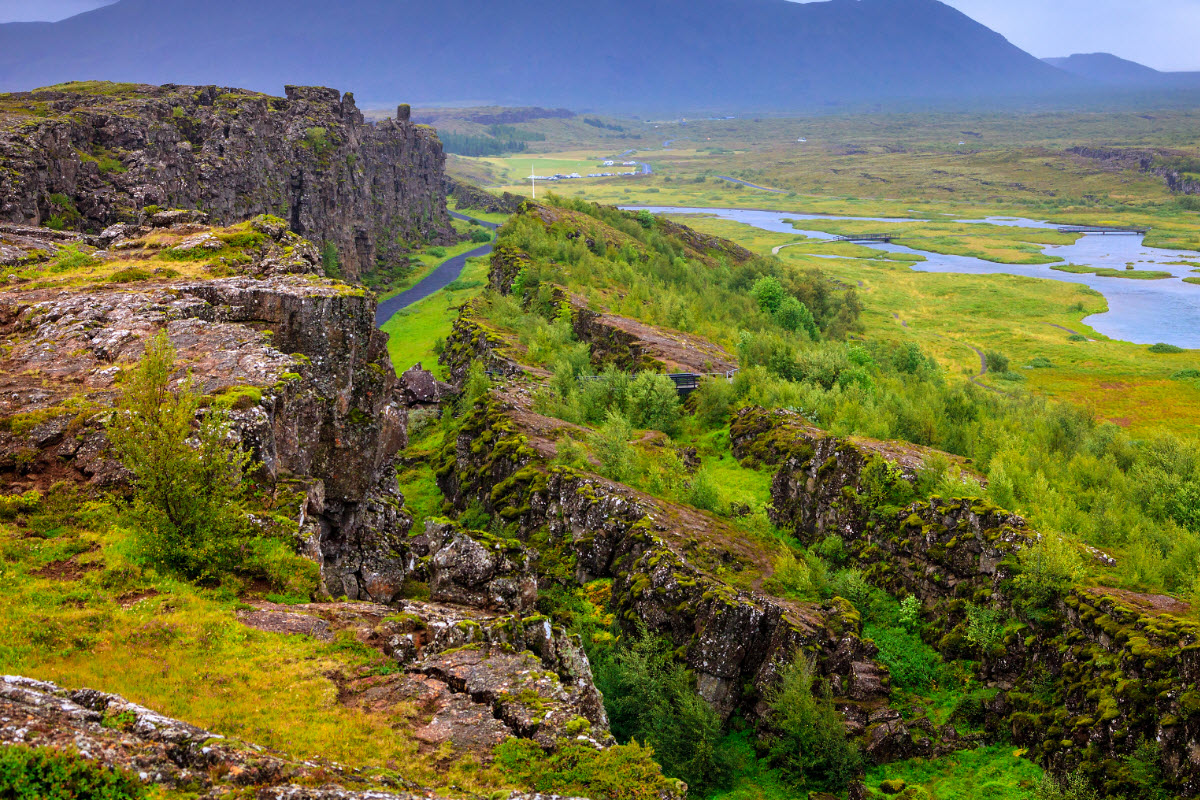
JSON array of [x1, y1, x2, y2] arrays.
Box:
[[1048, 322, 1093, 341]]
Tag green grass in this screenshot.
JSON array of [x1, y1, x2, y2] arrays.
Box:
[[380, 255, 491, 376], [864, 745, 1044, 799], [1051, 263, 1174, 280]]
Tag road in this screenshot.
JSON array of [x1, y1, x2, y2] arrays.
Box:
[[373, 211, 499, 327], [715, 176, 787, 194]]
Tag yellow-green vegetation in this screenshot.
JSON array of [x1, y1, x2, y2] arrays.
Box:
[[864, 745, 1043, 799], [1, 217, 284, 291], [381, 255, 491, 377]]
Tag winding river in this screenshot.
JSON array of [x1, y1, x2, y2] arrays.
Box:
[[627, 206, 1200, 349]]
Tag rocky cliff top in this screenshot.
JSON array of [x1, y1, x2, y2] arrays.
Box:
[[0, 81, 455, 280]]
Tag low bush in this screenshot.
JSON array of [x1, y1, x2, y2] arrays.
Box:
[[1149, 343, 1185, 354], [0, 746, 144, 800]]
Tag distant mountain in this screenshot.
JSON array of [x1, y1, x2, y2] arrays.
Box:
[[1044, 53, 1200, 90], [0, 0, 1080, 111]]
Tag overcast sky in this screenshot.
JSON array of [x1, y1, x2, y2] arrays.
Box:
[[2, 0, 1199, 71]]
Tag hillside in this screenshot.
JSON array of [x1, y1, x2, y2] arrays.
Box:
[[1045, 53, 1200, 90], [0, 0, 1078, 111]]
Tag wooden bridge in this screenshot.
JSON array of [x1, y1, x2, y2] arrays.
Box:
[[834, 233, 900, 244], [1056, 225, 1149, 235]]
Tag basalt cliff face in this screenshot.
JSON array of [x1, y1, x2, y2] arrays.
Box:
[[0, 217, 410, 603], [0, 83, 455, 280]]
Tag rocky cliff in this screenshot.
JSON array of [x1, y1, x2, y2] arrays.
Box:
[[0, 82, 455, 280], [731, 406, 1200, 796], [0, 215, 410, 602]]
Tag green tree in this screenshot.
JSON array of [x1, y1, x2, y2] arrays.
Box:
[[776, 296, 819, 340], [766, 651, 861, 791], [626, 372, 682, 434], [595, 627, 726, 792], [107, 332, 254, 580], [751, 276, 786, 314]]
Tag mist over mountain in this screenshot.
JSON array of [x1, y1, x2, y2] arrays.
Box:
[[0, 0, 1079, 111], [1044, 53, 1200, 91]]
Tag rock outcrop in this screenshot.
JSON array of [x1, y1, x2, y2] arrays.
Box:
[[447, 178, 525, 215], [0, 82, 455, 279], [433, 390, 893, 725], [0, 220, 410, 603], [422, 520, 539, 612], [236, 597, 611, 755], [731, 405, 1200, 796], [1068, 146, 1200, 197], [0, 675, 430, 800], [0, 673, 605, 800]]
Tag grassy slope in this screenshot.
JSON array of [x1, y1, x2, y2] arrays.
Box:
[[0, 514, 507, 795]]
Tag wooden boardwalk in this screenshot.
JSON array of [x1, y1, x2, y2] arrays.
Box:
[[834, 233, 899, 244], [1057, 225, 1149, 235]]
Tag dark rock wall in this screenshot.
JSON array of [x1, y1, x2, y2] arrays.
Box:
[[0, 83, 455, 278], [731, 406, 1200, 796]]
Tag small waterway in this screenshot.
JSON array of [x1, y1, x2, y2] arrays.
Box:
[[627, 206, 1200, 349]]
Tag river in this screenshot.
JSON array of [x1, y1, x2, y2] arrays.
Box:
[[626, 206, 1200, 349]]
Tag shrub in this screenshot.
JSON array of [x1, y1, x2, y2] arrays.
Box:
[[106, 332, 254, 581], [495, 738, 675, 800], [592, 411, 636, 483], [1067, 333, 1088, 342], [688, 468, 720, 512], [1171, 368, 1200, 380], [899, 595, 921, 630], [866, 625, 940, 690], [428, 246, 447, 258], [470, 228, 493, 243], [1034, 772, 1099, 800], [0, 745, 144, 800], [626, 372, 682, 434], [776, 296, 819, 339], [766, 651, 861, 791], [691, 377, 735, 427], [1029, 356, 1054, 368], [983, 350, 1010, 374], [964, 603, 1005, 653], [1149, 343, 1185, 354], [772, 551, 817, 600], [751, 276, 786, 314], [320, 242, 341, 278], [1012, 533, 1085, 609]]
